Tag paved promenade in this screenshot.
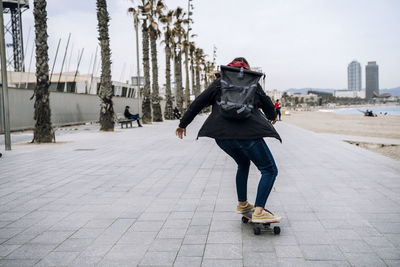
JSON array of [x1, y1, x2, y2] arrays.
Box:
[[0, 116, 399, 266]]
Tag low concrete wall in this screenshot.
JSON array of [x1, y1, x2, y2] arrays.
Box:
[[3, 88, 144, 131]]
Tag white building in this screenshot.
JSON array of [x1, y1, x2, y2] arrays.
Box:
[[5, 71, 139, 98], [334, 90, 365, 98], [265, 89, 282, 101], [348, 60, 361, 91]]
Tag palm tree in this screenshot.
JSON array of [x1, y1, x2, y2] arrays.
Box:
[[189, 41, 196, 96], [148, 0, 165, 122], [159, 10, 174, 119], [203, 60, 213, 89], [172, 7, 186, 113], [138, 1, 152, 123], [194, 47, 204, 97], [32, 0, 53, 143], [96, 0, 114, 131]]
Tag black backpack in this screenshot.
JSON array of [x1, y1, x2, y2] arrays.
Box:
[[217, 65, 263, 120]]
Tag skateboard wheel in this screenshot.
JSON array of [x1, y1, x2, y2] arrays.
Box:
[[273, 226, 281, 235], [241, 216, 249, 224], [253, 227, 261, 235]]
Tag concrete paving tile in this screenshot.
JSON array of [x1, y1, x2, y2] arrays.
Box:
[[183, 235, 208, 245], [0, 245, 20, 257], [344, 252, 387, 266], [301, 245, 345, 261], [301, 260, 350, 266], [207, 232, 241, 244], [275, 245, 303, 258], [84, 219, 116, 228], [158, 228, 187, 239], [295, 231, 333, 245], [173, 256, 202, 267], [35, 251, 79, 266], [202, 259, 243, 267], [163, 219, 191, 229], [6, 244, 56, 260], [186, 225, 210, 235], [54, 238, 93, 252], [204, 243, 242, 259], [118, 231, 158, 245], [243, 251, 277, 266], [385, 259, 400, 267], [326, 229, 361, 241], [335, 239, 373, 253], [131, 220, 165, 232], [70, 228, 104, 239], [362, 235, 396, 248], [138, 212, 170, 221], [97, 258, 141, 267], [139, 251, 177, 266], [0, 228, 24, 239], [373, 222, 400, 234], [210, 220, 241, 232], [375, 247, 400, 260], [79, 244, 112, 258], [3, 232, 39, 245], [386, 234, 400, 248], [104, 244, 148, 261], [0, 259, 38, 266], [169, 211, 195, 219], [29, 231, 73, 244], [69, 256, 102, 266], [148, 238, 182, 252], [178, 244, 205, 257]]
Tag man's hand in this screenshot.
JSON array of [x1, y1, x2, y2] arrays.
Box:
[[270, 120, 277, 125], [176, 127, 186, 139]]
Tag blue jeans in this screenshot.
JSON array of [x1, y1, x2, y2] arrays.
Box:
[[215, 139, 278, 208]]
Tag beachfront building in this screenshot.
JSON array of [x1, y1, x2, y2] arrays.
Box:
[[366, 61, 379, 99], [334, 89, 365, 98], [5, 71, 139, 98], [348, 60, 361, 91], [265, 89, 282, 101]]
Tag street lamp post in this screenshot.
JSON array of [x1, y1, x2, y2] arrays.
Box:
[[0, 2, 11, 151]]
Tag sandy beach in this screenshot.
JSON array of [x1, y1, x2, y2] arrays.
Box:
[[282, 110, 400, 160]]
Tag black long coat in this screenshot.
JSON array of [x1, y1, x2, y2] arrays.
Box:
[[179, 78, 282, 142]]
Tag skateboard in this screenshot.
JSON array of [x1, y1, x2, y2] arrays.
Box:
[[241, 208, 281, 235]]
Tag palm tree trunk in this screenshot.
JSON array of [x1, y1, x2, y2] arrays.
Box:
[[96, 0, 114, 131], [195, 62, 200, 98], [149, 27, 162, 122], [141, 19, 152, 123], [184, 45, 189, 108], [164, 45, 174, 119], [190, 53, 195, 97], [176, 50, 183, 112], [33, 0, 53, 143]]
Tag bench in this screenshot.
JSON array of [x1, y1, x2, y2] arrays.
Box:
[[115, 113, 140, 128]]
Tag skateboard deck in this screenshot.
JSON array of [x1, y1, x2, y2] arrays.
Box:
[[241, 209, 281, 235]]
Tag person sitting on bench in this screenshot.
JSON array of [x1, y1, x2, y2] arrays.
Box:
[[124, 106, 143, 127], [173, 107, 181, 119]]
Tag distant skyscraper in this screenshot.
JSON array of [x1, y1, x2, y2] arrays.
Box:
[[347, 60, 361, 91], [365, 61, 379, 99]]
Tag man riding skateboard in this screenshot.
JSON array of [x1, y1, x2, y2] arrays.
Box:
[[176, 57, 282, 223]]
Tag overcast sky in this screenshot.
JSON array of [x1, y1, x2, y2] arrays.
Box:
[[16, 0, 400, 91]]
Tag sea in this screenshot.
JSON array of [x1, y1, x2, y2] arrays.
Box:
[[318, 105, 400, 116]]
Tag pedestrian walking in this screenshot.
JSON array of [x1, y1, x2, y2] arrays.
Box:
[[176, 57, 282, 223], [274, 99, 282, 121]]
